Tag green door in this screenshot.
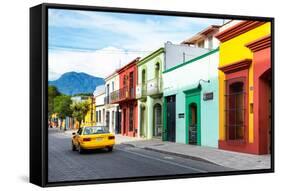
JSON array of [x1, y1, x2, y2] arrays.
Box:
[[185, 89, 201, 145]]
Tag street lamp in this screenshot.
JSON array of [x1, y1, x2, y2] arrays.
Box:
[[197, 79, 210, 89]]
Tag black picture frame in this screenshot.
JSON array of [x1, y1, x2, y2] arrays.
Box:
[[30, 3, 275, 187]]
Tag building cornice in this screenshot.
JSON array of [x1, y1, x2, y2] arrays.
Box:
[[218, 59, 252, 74], [104, 71, 118, 81], [163, 48, 219, 74], [215, 21, 266, 42], [245, 35, 271, 52], [138, 48, 164, 66], [117, 57, 140, 74]]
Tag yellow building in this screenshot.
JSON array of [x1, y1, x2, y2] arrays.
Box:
[[82, 96, 96, 127], [216, 21, 271, 154]]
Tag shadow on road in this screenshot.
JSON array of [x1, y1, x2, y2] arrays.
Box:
[[74, 148, 114, 155]]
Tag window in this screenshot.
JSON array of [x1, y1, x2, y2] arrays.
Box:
[[112, 81, 114, 91], [142, 69, 146, 83], [129, 104, 134, 131], [208, 36, 213, 49], [129, 72, 134, 97], [123, 75, 127, 86], [103, 109, 105, 123], [112, 111, 115, 127], [106, 111, 110, 127], [99, 110, 101, 122], [83, 126, 109, 135], [96, 111, 98, 122], [197, 40, 204, 48], [225, 78, 245, 141], [77, 128, 82, 135], [155, 63, 160, 79]]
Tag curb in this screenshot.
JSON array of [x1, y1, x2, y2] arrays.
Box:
[[121, 143, 223, 167]]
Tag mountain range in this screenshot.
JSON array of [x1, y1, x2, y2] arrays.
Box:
[[48, 72, 105, 95]]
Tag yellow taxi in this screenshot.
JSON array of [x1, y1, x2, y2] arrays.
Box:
[[71, 126, 115, 154]]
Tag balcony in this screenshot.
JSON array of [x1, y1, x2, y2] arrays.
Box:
[[136, 83, 147, 99], [147, 78, 162, 96], [110, 86, 135, 103]]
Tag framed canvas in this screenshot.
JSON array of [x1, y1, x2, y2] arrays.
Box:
[[30, 3, 274, 187]]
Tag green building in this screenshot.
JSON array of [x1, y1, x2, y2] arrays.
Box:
[[136, 48, 164, 139], [162, 49, 219, 147]]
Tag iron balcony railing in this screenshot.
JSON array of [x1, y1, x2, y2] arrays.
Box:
[[110, 86, 135, 103], [136, 83, 147, 99], [146, 77, 163, 96]]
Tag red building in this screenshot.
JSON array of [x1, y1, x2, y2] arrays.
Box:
[[246, 35, 272, 154], [216, 21, 271, 154], [111, 58, 140, 137]]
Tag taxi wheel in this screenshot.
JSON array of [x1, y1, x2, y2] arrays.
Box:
[[72, 142, 76, 151], [78, 145, 84, 154], [107, 146, 113, 152]]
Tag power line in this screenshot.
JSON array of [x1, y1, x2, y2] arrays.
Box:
[[49, 45, 153, 54]]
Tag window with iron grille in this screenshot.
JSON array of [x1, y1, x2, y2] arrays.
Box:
[[129, 72, 134, 98], [96, 111, 98, 122], [225, 77, 246, 141], [129, 104, 134, 131], [99, 110, 101, 122]]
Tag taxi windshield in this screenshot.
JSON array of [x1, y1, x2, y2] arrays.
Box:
[[83, 126, 109, 135]]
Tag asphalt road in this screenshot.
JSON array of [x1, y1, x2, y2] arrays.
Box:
[[48, 129, 231, 182]]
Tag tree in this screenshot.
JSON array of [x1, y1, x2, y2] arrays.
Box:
[[53, 95, 72, 120], [71, 101, 90, 128], [48, 85, 60, 116]]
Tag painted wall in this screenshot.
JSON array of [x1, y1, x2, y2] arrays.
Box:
[[163, 49, 219, 147], [118, 59, 139, 137], [137, 49, 164, 139], [105, 73, 120, 133], [95, 92, 106, 126], [105, 72, 120, 96], [164, 42, 209, 70], [218, 22, 271, 144], [83, 97, 96, 126]]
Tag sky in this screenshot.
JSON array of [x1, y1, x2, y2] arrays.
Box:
[[48, 8, 225, 80]]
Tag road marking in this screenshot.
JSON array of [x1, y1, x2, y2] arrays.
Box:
[[164, 156, 174, 160], [116, 148, 207, 173]]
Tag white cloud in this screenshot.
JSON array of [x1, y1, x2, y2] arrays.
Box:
[[48, 9, 225, 79], [48, 47, 147, 79], [49, 9, 224, 50]]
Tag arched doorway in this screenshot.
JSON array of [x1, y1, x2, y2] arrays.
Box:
[[140, 104, 146, 137], [185, 88, 201, 145], [153, 103, 162, 137], [188, 103, 198, 144]]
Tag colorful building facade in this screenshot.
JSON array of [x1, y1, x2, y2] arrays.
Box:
[[136, 48, 164, 139], [105, 71, 122, 134], [162, 48, 219, 147], [94, 85, 106, 127], [216, 21, 271, 154], [181, 25, 220, 50], [111, 58, 140, 137], [82, 96, 96, 127]]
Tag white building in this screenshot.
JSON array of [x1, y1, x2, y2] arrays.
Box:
[[104, 71, 121, 134], [181, 25, 221, 50], [164, 41, 209, 71], [93, 85, 106, 127]]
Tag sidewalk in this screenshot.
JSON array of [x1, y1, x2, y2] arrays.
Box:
[[120, 138, 271, 170]]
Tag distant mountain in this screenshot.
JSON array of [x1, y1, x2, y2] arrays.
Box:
[[49, 72, 105, 95]]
